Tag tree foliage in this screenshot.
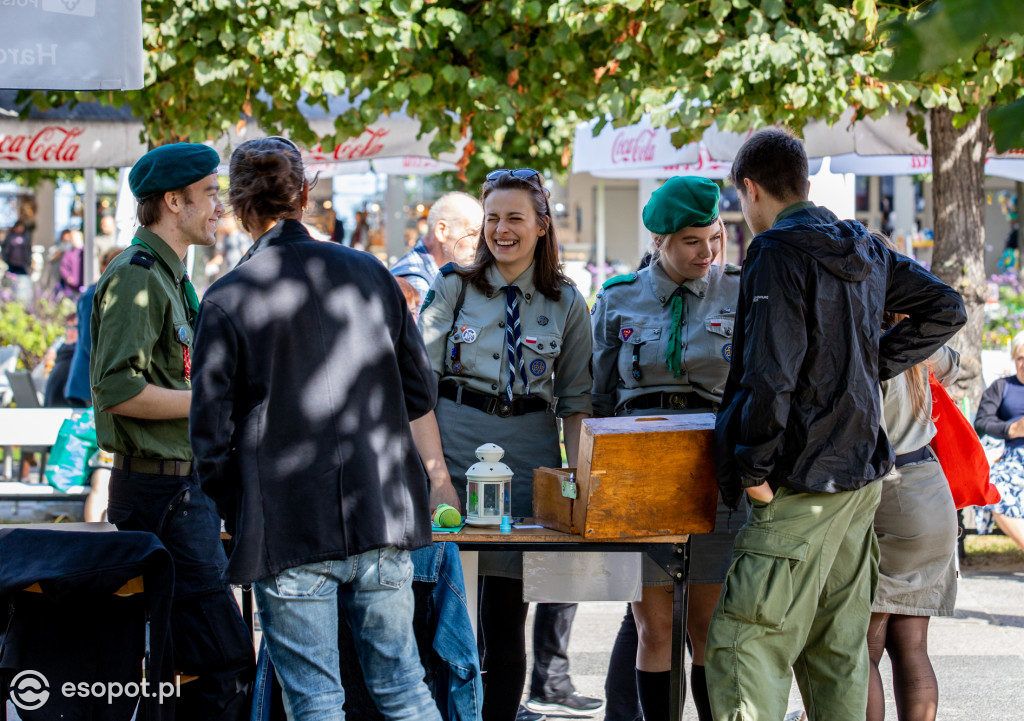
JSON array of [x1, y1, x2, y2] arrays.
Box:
[[17, 1, 1023, 177]]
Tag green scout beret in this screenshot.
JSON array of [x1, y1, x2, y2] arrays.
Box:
[[642, 176, 721, 235], [129, 143, 220, 200]]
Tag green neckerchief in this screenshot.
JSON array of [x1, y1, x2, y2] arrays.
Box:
[[130, 237, 200, 321], [665, 286, 686, 377], [773, 200, 816, 227]]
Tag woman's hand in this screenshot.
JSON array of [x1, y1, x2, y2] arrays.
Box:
[[1009, 417, 1024, 439]]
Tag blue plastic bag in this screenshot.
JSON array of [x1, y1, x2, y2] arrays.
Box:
[[44, 409, 99, 492]]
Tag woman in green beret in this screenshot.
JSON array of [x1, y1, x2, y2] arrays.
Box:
[[592, 176, 743, 721]]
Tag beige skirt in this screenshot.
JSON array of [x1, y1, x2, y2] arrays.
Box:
[[872, 456, 958, 616]]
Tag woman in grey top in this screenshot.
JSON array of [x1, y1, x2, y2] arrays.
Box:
[[867, 236, 960, 721], [592, 176, 741, 721]]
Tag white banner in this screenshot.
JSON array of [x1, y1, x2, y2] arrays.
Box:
[[306, 114, 468, 165], [0, 119, 147, 169], [829, 153, 1024, 182], [572, 117, 700, 174], [575, 108, 1023, 177], [0, 0, 143, 91]]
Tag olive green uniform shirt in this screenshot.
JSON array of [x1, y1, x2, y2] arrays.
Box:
[[418, 263, 593, 417], [591, 261, 741, 417], [90, 227, 195, 460]]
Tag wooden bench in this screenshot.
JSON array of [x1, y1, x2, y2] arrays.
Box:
[[0, 407, 75, 481]]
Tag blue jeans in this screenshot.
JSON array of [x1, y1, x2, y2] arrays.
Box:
[[253, 547, 441, 721]]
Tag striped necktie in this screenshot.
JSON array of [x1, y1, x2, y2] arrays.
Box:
[[503, 285, 529, 405]]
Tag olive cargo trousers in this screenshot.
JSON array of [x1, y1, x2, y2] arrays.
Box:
[[705, 482, 882, 721]]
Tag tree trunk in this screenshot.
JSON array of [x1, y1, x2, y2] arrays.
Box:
[[928, 106, 989, 409]]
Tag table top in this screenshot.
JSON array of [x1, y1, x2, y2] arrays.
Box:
[[433, 519, 688, 545]]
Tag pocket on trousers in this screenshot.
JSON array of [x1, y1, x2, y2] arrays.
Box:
[[377, 547, 413, 590], [106, 499, 134, 526], [274, 561, 334, 597], [722, 528, 808, 630]]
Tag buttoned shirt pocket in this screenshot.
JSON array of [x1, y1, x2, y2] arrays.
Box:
[[703, 314, 735, 364], [616, 324, 664, 388], [522, 333, 561, 384]]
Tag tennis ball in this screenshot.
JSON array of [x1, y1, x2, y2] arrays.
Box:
[[432, 504, 462, 527]]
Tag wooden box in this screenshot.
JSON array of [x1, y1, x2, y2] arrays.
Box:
[[534, 415, 719, 538]]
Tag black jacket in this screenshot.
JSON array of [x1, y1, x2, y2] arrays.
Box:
[[190, 219, 437, 584], [0, 528, 174, 721], [714, 206, 966, 509]]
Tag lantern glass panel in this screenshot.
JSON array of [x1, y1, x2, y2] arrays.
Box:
[[467, 481, 481, 516], [483, 483, 501, 516]]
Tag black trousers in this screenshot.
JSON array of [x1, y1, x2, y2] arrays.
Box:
[[480, 578, 578, 721], [531, 602, 578, 699], [108, 469, 255, 721]]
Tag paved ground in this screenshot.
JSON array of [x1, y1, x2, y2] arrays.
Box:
[[7, 569, 1022, 720], [530, 568, 1024, 721]]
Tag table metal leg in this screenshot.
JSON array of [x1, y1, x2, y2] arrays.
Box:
[[646, 539, 690, 721]]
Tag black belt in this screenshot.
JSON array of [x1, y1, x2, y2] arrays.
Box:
[[622, 391, 717, 413], [113, 454, 193, 476], [894, 446, 932, 468], [439, 382, 549, 418]]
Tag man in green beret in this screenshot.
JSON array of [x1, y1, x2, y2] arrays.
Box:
[[91, 142, 254, 718]]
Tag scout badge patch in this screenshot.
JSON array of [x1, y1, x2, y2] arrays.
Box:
[[620, 328, 634, 342], [722, 343, 732, 362], [530, 359, 546, 376], [177, 326, 191, 381]]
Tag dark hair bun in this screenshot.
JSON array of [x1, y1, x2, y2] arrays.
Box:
[[228, 139, 305, 233]]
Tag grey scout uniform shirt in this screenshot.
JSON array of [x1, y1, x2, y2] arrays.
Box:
[[418, 262, 593, 418], [591, 260, 741, 417]]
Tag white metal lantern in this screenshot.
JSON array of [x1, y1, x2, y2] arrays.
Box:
[[465, 443, 513, 526]]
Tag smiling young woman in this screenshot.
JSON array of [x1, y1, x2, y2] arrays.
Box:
[[416, 169, 602, 720]]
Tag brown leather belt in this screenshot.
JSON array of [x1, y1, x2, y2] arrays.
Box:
[[113, 454, 193, 477]]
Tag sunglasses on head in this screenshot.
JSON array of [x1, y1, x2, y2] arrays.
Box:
[[485, 168, 541, 182]]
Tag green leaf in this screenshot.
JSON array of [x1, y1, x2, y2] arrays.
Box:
[[411, 74, 434, 96], [790, 85, 809, 108], [921, 86, 941, 108], [761, 0, 784, 20], [852, 0, 878, 38], [392, 80, 410, 100], [990, 98, 1024, 153]]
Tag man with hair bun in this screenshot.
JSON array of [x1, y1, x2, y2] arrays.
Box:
[[706, 128, 966, 721], [191, 136, 451, 720], [91, 142, 255, 718]]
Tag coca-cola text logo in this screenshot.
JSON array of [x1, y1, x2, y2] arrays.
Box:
[[611, 129, 658, 165], [0, 125, 82, 164], [307, 128, 390, 162]]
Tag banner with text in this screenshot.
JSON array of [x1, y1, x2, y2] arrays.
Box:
[[1, 0, 144, 90]]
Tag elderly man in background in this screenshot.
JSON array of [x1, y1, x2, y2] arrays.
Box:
[[390, 191, 483, 300]]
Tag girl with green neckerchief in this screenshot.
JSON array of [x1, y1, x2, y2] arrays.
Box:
[[591, 176, 745, 721]]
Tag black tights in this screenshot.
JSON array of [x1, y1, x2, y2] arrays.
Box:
[[480, 577, 530, 721], [867, 613, 938, 721]]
